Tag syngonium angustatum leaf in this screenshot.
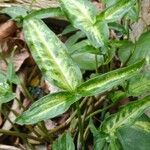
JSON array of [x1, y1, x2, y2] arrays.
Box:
[[23, 18, 82, 91], [77, 60, 144, 96], [100, 96, 150, 135], [97, 0, 137, 23], [59, 0, 109, 48], [16, 91, 81, 125], [26, 7, 65, 20]]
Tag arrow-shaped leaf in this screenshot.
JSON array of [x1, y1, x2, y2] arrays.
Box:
[[97, 0, 136, 23], [77, 60, 144, 96], [101, 96, 150, 135], [23, 18, 82, 91], [16, 91, 80, 125], [59, 0, 109, 48]]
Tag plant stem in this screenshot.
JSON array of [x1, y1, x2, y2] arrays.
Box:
[[86, 103, 114, 120], [76, 101, 84, 150], [0, 129, 43, 142]]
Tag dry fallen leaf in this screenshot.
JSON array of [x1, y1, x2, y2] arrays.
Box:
[[0, 20, 17, 40]]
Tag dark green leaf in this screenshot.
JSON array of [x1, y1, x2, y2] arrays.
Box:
[[52, 132, 75, 150], [128, 31, 150, 65], [117, 115, 150, 150]]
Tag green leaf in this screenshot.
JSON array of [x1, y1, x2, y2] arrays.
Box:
[[127, 72, 150, 97], [118, 40, 134, 65], [97, 0, 136, 23], [0, 6, 27, 19], [77, 60, 144, 96], [108, 22, 126, 33], [101, 96, 150, 135], [26, 7, 65, 20], [52, 132, 75, 150], [61, 25, 77, 35], [128, 31, 150, 65], [72, 53, 104, 70], [23, 18, 82, 91], [59, 0, 109, 48], [0, 73, 16, 105], [16, 92, 80, 125], [90, 119, 107, 150], [69, 40, 99, 55], [117, 115, 150, 150], [65, 31, 85, 49]]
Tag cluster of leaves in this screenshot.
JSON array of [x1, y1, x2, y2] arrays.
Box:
[[0, 0, 150, 149]]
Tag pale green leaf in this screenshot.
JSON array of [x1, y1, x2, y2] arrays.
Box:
[[16, 92, 80, 125], [97, 0, 136, 23], [59, 0, 109, 48], [52, 132, 75, 150], [23, 18, 82, 91], [0, 6, 27, 19], [101, 96, 150, 135], [77, 60, 144, 96]]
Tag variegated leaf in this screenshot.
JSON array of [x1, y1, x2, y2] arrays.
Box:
[[26, 7, 65, 19], [16, 91, 81, 125], [59, 0, 109, 48], [23, 18, 82, 91], [77, 60, 144, 96], [97, 0, 136, 23], [101, 96, 150, 135]]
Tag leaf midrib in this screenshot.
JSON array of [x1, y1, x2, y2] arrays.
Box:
[[28, 20, 73, 90]]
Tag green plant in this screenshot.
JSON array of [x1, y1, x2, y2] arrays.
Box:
[[0, 0, 150, 149]]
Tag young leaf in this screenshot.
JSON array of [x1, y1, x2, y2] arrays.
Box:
[[0, 73, 16, 105], [52, 132, 75, 150], [59, 0, 109, 48], [97, 0, 136, 23], [23, 18, 82, 91], [65, 31, 85, 49], [101, 96, 150, 135], [16, 92, 81, 125], [26, 7, 65, 20], [77, 60, 144, 96]]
